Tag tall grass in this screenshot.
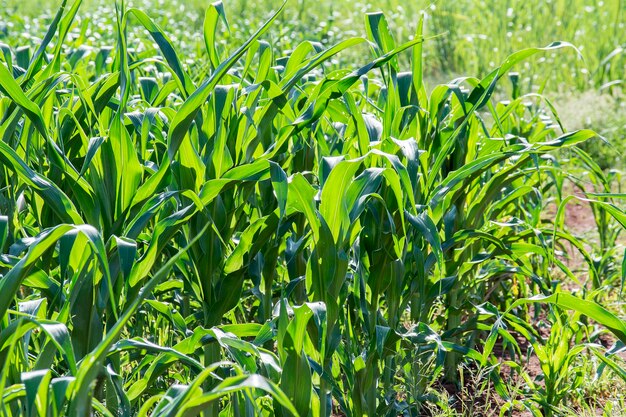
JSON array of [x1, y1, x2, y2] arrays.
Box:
[[0, 1, 624, 416]]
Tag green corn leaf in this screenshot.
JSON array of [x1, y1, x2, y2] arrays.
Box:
[[204, 1, 230, 70], [22, 369, 51, 417], [168, 2, 286, 160], [0, 61, 48, 138], [510, 293, 626, 345]]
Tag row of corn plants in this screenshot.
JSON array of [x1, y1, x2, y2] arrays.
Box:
[[0, 1, 624, 416]]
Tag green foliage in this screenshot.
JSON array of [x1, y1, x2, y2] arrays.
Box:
[[0, 1, 624, 417]]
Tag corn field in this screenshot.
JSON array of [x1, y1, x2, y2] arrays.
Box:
[[0, 0, 625, 416]]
